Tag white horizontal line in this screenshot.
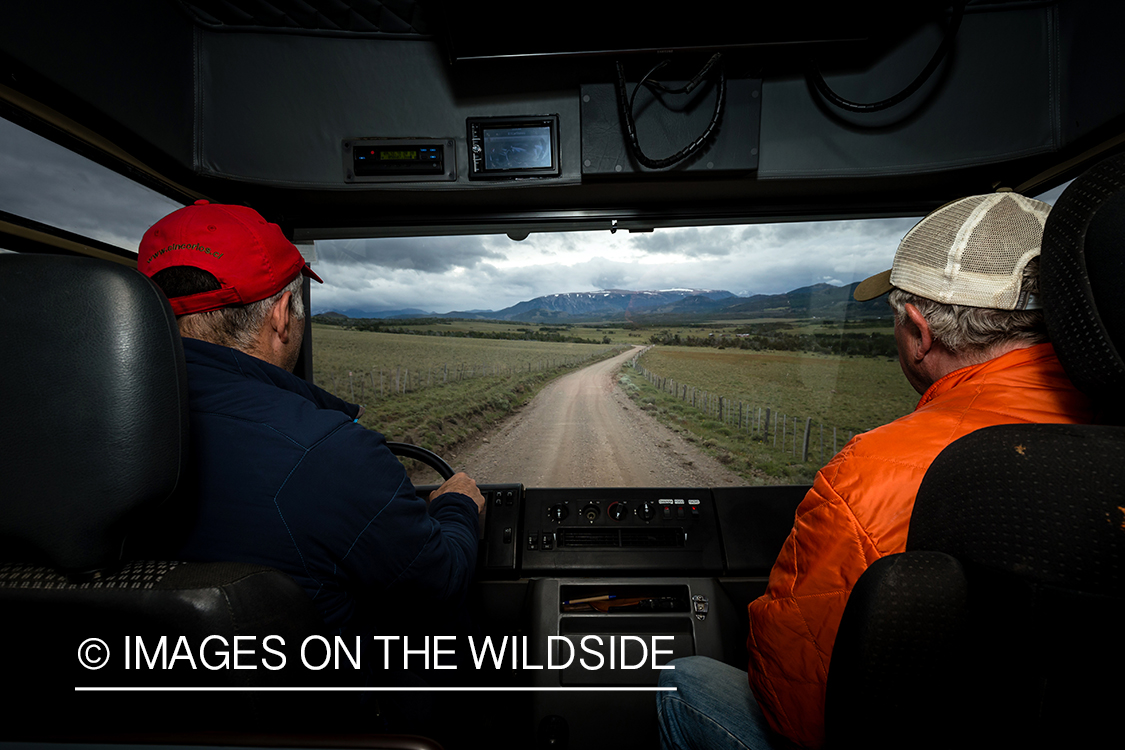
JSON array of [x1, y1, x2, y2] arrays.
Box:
[[76, 686, 675, 692]]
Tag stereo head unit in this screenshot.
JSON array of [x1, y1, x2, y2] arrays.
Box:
[[468, 115, 561, 180]]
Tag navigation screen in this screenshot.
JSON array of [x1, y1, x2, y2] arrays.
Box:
[[482, 126, 553, 170]]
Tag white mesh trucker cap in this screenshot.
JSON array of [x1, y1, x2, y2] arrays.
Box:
[[854, 193, 1052, 310]]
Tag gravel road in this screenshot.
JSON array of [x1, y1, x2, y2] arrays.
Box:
[[456, 346, 744, 487]]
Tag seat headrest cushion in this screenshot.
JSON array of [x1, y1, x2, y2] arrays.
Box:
[[1041, 152, 1125, 409], [0, 255, 188, 574]]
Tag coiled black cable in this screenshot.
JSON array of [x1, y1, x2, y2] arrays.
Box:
[[808, 2, 966, 114], [615, 53, 726, 170]]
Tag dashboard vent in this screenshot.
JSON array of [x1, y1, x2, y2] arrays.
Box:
[[558, 528, 685, 548]]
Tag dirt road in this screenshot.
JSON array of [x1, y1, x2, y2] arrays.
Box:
[[456, 347, 744, 487]]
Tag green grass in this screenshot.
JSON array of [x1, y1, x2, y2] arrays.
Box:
[[310, 321, 916, 484], [622, 346, 918, 484], [312, 324, 628, 472]]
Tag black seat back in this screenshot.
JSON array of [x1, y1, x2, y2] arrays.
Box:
[[825, 154, 1125, 749], [0, 255, 336, 735]]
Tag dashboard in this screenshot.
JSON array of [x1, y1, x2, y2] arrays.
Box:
[[416, 483, 805, 579], [408, 481, 809, 748]]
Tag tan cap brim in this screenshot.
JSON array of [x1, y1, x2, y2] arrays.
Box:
[[853, 269, 893, 301]]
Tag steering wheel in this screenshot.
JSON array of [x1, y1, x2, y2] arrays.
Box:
[[387, 441, 455, 481]]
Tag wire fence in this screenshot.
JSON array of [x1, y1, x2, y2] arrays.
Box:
[[629, 347, 862, 466], [323, 349, 626, 403]]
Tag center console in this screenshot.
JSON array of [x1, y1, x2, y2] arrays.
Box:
[[469, 483, 802, 578], [416, 481, 807, 748]]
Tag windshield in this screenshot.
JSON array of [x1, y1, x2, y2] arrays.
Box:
[[309, 222, 924, 487]]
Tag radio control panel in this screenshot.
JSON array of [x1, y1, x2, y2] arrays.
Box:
[[521, 488, 723, 573]]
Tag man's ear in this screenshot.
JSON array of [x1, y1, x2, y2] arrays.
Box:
[[903, 303, 933, 361], [268, 291, 293, 344]]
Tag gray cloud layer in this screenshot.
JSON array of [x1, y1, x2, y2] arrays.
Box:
[[0, 119, 182, 251]]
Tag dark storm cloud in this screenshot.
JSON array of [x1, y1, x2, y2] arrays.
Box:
[[736, 217, 915, 246], [316, 236, 506, 273], [631, 227, 733, 257], [0, 118, 182, 251]]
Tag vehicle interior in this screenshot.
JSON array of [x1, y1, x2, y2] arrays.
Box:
[[2, 1, 1123, 749]]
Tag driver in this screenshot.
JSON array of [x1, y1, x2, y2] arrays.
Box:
[[136, 200, 486, 645]]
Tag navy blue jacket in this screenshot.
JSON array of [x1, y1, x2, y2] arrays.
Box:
[[175, 338, 479, 637]]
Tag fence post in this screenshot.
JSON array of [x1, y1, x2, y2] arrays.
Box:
[[802, 417, 811, 462], [763, 408, 771, 442]]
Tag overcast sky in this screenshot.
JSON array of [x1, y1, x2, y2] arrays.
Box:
[[1, 116, 1071, 315], [310, 218, 917, 315]]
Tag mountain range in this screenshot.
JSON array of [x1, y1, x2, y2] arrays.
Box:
[[318, 283, 890, 323]]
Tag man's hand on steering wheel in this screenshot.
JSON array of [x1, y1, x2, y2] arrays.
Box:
[[430, 473, 486, 514]]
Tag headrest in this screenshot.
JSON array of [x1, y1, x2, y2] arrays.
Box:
[[1041, 152, 1125, 415], [0, 254, 188, 575]]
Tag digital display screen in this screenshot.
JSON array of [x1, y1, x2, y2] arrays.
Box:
[[352, 144, 443, 177], [482, 126, 553, 171]]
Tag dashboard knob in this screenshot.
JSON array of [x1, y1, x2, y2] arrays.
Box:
[[547, 504, 569, 522], [607, 502, 627, 521], [636, 501, 657, 522]]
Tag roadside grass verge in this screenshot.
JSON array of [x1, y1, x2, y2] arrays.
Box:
[[313, 325, 629, 477], [638, 346, 917, 435], [619, 370, 816, 485], [619, 347, 918, 485]]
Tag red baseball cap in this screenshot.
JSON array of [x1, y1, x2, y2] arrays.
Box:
[[138, 200, 322, 315]]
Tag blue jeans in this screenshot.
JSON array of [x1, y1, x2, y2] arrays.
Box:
[[656, 656, 793, 750]]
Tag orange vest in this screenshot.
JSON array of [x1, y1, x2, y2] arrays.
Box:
[[746, 343, 1092, 748]]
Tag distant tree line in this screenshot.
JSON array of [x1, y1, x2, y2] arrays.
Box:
[[313, 314, 606, 344], [647, 330, 898, 358]]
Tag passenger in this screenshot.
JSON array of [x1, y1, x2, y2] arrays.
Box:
[[656, 193, 1093, 749], [136, 200, 485, 646]]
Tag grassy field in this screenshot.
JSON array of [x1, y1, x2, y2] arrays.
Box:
[[623, 346, 918, 484], [340, 318, 651, 345], [639, 346, 916, 431], [313, 324, 625, 390], [310, 320, 916, 485], [311, 324, 627, 472], [635, 316, 895, 341]]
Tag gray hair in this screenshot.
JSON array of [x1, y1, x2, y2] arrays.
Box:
[[179, 274, 305, 351], [887, 256, 1047, 354]]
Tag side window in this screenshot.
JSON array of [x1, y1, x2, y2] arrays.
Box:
[[0, 117, 182, 254]]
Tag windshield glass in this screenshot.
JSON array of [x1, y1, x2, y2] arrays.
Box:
[[309, 220, 927, 486]]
